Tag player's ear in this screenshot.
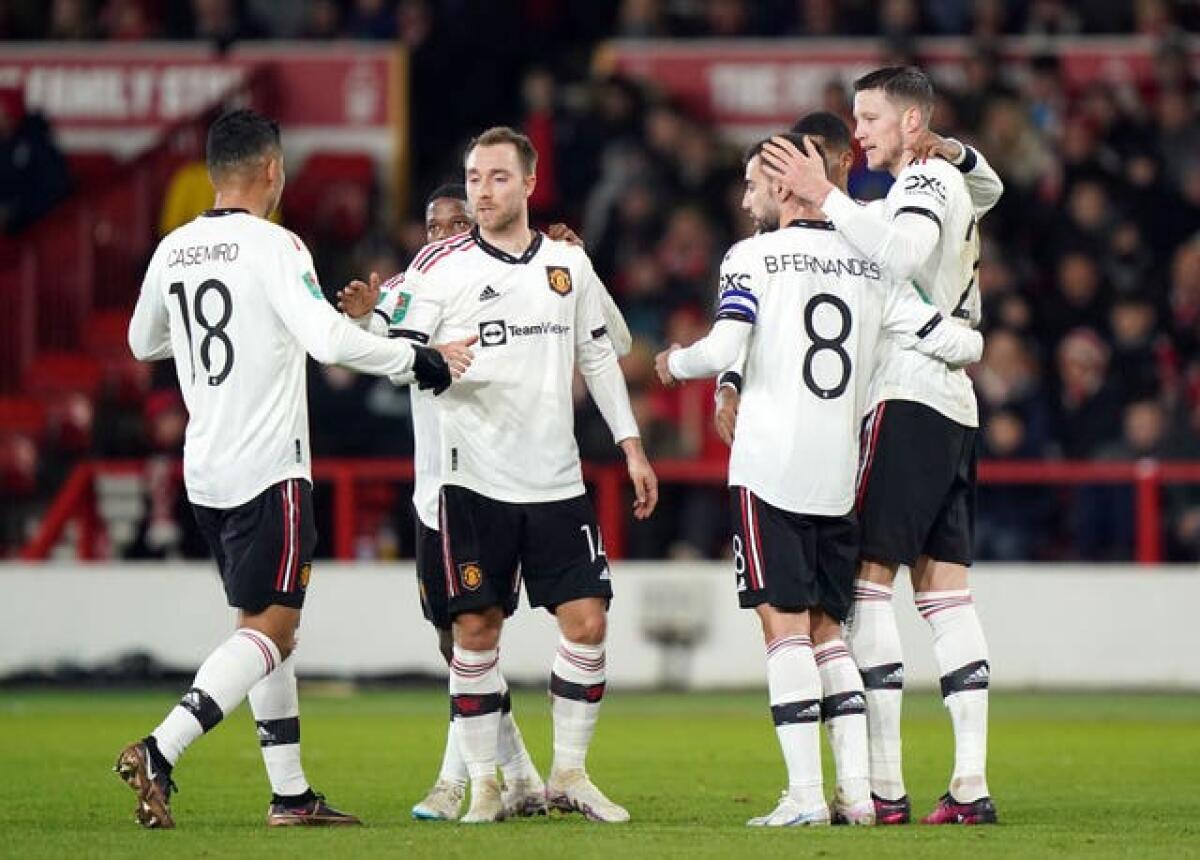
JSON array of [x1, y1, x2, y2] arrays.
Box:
[[524, 170, 537, 199]]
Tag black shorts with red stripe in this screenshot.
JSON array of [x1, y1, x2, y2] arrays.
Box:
[[730, 486, 857, 621], [438, 485, 612, 619], [192, 478, 316, 613], [856, 399, 977, 568]]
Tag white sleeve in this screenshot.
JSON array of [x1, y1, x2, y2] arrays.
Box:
[[671, 241, 760, 380], [596, 281, 632, 356], [881, 281, 984, 368], [715, 343, 747, 399], [822, 186, 940, 283], [128, 247, 173, 361], [669, 319, 753, 380], [263, 233, 416, 376], [578, 337, 640, 443], [946, 139, 1004, 218]]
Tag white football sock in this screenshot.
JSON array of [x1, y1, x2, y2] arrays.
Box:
[[153, 628, 280, 766], [815, 638, 870, 807], [248, 651, 310, 799], [916, 589, 990, 802], [847, 580, 906, 800], [550, 638, 606, 774], [449, 646, 503, 782], [765, 634, 824, 810], [497, 689, 537, 782], [437, 717, 468, 786]]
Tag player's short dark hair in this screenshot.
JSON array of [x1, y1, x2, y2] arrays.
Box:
[[789, 112, 852, 154], [206, 109, 281, 178], [744, 132, 825, 169], [853, 66, 935, 112], [427, 184, 467, 206], [466, 126, 538, 176]]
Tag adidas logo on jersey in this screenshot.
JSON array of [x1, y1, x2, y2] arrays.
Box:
[[478, 285, 500, 302]]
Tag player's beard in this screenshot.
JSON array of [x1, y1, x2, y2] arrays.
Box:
[[481, 201, 521, 234]]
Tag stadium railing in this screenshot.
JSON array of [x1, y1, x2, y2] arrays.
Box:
[[19, 457, 1200, 564]]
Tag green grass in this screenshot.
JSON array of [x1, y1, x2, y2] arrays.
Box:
[[1, 688, 1198, 857]]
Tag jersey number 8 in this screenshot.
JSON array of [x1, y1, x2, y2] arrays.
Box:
[[802, 293, 852, 400]]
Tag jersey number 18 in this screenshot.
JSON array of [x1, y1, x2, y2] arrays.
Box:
[[169, 279, 235, 387]]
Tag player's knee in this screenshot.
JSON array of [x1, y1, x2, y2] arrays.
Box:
[[453, 611, 501, 651], [562, 611, 606, 646]]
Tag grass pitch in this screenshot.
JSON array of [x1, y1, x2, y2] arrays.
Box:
[[0, 688, 1197, 858]]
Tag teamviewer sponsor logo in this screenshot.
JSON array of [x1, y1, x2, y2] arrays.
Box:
[[479, 320, 507, 347]]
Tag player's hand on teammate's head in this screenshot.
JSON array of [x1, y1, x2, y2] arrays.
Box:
[[546, 223, 584, 247], [714, 387, 739, 446], [907, 129, 959, 164], [654, 345, 681, 387], [336, 272, 381, 319], [761, 135, 832, 206], [620, 437, 659, 520]]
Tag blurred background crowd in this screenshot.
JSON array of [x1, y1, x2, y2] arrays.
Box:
[[1, 0, 1199, 563]]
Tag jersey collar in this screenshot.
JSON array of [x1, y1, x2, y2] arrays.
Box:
[[471, 225, 543, 264], [201, 208, 251, 217], [785, 218, 835, 230]]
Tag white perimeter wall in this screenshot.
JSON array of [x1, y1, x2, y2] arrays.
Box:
[[2, 563, 1197, 690]]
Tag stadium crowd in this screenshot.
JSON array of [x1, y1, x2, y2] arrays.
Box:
[[1, 0, 1199, 562]]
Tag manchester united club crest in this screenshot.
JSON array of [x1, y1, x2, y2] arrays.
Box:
[[299, 563, 312, 589], [459, 562, 483, 591], [546, 266, 573, 296]]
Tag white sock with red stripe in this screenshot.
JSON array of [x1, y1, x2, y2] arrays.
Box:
[[438, 718, 468, 786], [815, 638, 870, 808], [248, 652, 310, 799], [449, 646, 503, 782], [152, 628, 281, 766], [549, 638, 606, 775], [916, 589, 990, 802], [846, 580, 907, 801], [766, 634, 824, 810]]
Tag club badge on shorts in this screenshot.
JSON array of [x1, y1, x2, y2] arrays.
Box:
[[299, 563, 312, 589], [546, 266, 573, 296], [459, 562, 483, 591]]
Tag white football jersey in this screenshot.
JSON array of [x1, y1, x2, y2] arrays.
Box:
[[129, 210, 415, 508], [713, 220, 977, 516], [867, 157, 983, 426], [377, 227, 637, 506]]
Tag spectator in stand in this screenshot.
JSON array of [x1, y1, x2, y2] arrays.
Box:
[[974, 328, 1052, 452], [1073, 399, 1172, 560], [298, 0, 341, 39], [49, 0, 98, 39], [1108, 293, 1175, 405], [975, 409, 1054, 560], [0, 86, 72, 234], [346, 0, 396, 40], [1050, 328, 1124, 459], [1037, 253, 1110, 347]]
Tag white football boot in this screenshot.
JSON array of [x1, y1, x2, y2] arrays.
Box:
[[747, 791, 831, 827], [411, 778, 465, 821], [546, 769, 630, 823]]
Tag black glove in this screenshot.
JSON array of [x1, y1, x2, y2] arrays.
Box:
[[411, 344, 452, 395]]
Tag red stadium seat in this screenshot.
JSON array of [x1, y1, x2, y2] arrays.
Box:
[[0, 397, 47, 438], [67, 152, 120, 189], [23, 352, 104, 400]]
